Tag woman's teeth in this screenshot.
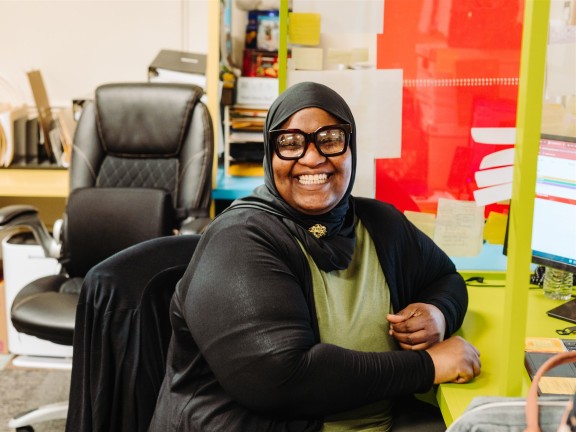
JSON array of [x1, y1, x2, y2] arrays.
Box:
[[298, 174, 328, 185]]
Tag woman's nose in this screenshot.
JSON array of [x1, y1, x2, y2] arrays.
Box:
[[298, 142, 325, 166]]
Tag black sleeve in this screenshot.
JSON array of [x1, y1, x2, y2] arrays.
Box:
[[180, 213, 435, 418]]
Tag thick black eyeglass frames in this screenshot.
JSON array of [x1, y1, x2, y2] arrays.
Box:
[[269, 124, 352, 160]]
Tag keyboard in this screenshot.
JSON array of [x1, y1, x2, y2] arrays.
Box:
[[564, 339, 576, 351]]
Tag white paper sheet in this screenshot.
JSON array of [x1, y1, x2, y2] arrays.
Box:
[[433, 198, 485, 257], [473, 183, 513, 207], [479, 148, 515, 169], [471, 127, 516, 145], [474, 165, 514, 188], [293, 0, 384, 34]]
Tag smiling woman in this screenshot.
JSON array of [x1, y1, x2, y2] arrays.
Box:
[[149, 82, 480, 432]]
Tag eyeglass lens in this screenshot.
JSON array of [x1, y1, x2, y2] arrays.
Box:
[[276, 127, 346, 159]]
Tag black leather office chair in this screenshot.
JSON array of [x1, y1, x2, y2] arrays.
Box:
[[0, 82, 213, 431], [65, 234, 200, 432]]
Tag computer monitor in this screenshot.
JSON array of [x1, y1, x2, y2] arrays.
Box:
[[529, 134, 576, 273]]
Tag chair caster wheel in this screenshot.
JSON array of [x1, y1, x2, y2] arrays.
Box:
[[16, 427, 34, 432]]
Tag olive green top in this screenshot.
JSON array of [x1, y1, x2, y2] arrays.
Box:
[[301, 220, 398, 431]]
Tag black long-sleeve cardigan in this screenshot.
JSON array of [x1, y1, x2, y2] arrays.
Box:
[[149, 197, 468, 431]]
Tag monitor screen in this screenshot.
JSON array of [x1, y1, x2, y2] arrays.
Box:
[[530, 134, 576, 272]]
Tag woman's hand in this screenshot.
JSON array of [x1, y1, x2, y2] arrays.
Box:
[[425, 336, 481, 384], [387, 303, 446, 350]]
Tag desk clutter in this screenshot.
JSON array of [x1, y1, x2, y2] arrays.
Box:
[[0, 70, 75, 168]]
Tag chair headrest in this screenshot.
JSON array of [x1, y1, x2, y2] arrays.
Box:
[[95, 83, 204, 157]]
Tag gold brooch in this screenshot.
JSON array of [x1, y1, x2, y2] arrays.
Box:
[[308, 224, 327, 239]]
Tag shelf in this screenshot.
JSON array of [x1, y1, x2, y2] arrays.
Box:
[[223, 105, 266, 176]]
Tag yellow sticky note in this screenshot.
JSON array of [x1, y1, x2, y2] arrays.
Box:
[[483, 211, 508, 245], [289, 13, 321, 46]]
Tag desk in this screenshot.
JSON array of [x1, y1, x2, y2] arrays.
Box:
[[212, 167, 263, 214], [0, 168, 68, 228], [438, 273, 576, 425], [212, 167, 263, 201]]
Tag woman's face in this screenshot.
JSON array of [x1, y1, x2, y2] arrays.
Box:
[[271, 107, 352, 216]]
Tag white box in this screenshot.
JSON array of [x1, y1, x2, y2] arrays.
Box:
[[2, 233, 72, 357], [236, 77, 278, 107]]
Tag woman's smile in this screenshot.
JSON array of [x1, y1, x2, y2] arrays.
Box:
[[296, 173, 329, 185]]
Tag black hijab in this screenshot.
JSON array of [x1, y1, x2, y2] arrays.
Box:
[[227, 82, 357, 271]]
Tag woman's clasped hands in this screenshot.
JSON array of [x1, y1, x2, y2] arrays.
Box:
[[388, 302, 481, 384]]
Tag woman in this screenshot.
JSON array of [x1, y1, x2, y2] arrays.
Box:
[[149, 82, 481, 431]]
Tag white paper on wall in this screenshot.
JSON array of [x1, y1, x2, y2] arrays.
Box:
[[293, 0, 384, 34], [353, 150, 375, 198], [433, 198, 485, 257], [287, 69, 403, 159]]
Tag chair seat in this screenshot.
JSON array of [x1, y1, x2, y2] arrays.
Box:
[[11, 275, 80, 346]]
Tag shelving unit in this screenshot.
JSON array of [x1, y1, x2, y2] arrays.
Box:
[[223, 105, 266, 177]]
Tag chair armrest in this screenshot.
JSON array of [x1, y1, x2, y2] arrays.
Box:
[[179, 217, 212, 235], [0, 204, 61, 258], [0, 205, 38, 225]]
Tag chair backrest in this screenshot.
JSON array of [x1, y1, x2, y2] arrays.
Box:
[[62, 82, 213, 276], [66, 234, 201, 432]]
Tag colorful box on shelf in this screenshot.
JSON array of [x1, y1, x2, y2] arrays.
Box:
[[242, 49, 279, 78]]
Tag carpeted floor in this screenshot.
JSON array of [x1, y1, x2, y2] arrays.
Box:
[[0, 367, 70, 432]]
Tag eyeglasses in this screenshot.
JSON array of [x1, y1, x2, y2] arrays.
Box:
[[269, 124, 352, 160], [556, 326, 576, 335]]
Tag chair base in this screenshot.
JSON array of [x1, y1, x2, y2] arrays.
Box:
[[7, 401, 68, 431], [11, 355, 72, 370]]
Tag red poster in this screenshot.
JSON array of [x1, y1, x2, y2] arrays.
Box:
[[375, 0, 524, 215]]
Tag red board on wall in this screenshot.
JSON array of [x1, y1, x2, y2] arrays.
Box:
[[375, 0, 524, 216]]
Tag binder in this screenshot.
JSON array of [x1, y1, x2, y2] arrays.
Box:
[[12, 115, 27, 166], [25, 116, 40, 164], [148, 49, 207, 89]]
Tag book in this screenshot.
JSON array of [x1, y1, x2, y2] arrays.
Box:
[[27, 70, 56, 162]]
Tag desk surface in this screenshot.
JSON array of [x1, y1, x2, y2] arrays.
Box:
[[212, 168, 263, 201], [438, 274, 576, 424], [0, 168, 69, 198]]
